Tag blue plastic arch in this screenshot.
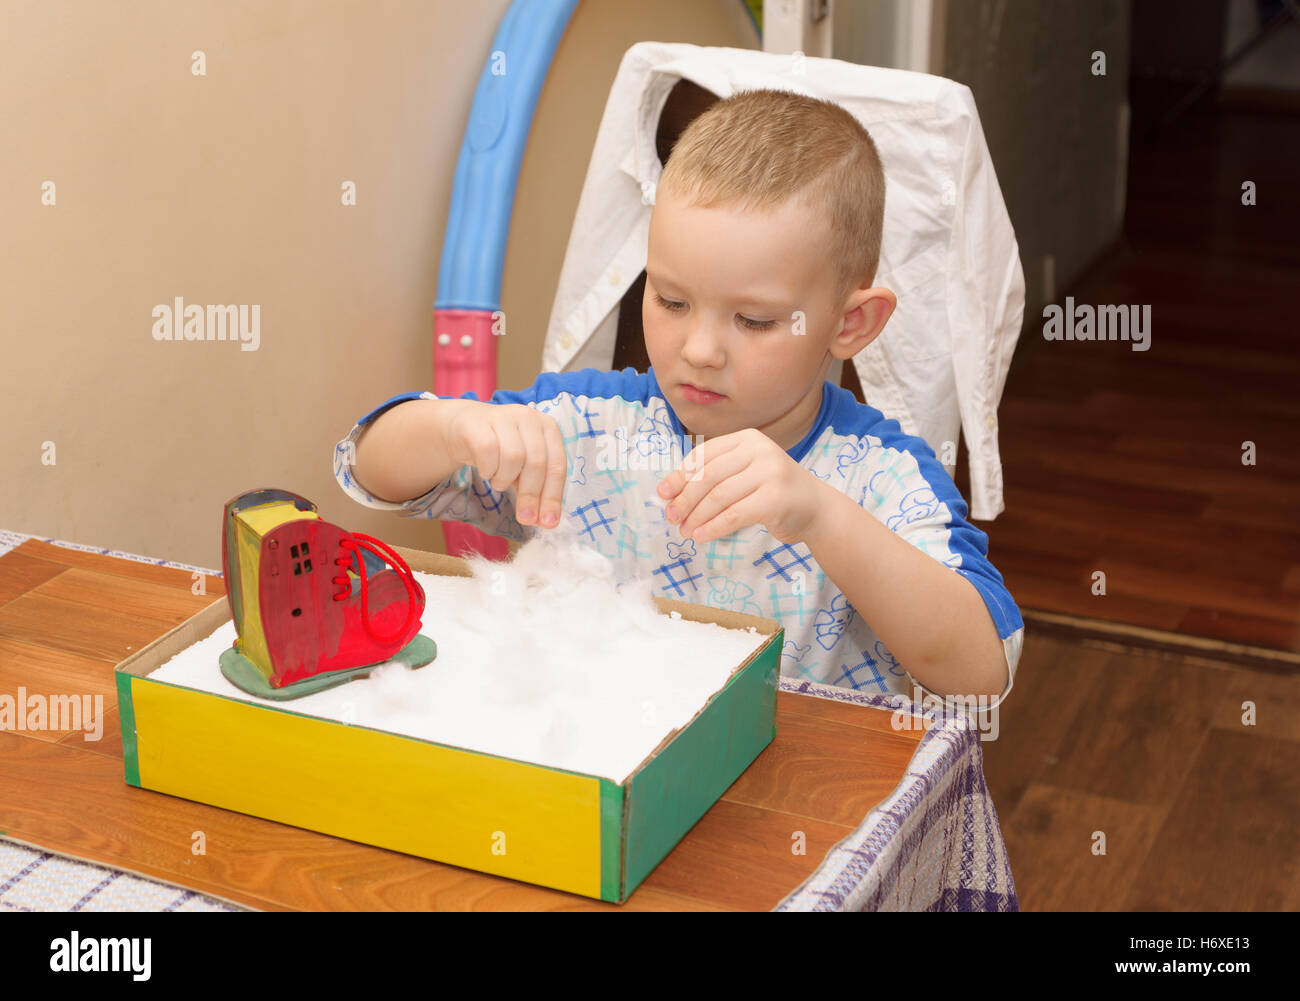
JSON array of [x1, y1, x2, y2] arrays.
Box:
[[434, 0, 580, 313], [435, 0, 761, 315]]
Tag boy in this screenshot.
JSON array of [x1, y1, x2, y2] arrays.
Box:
[[334, 89, 1023, 708]]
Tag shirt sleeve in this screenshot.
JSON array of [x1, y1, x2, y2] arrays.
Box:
[[332, 371, 601, 541], [848, 421, 1025, 712]]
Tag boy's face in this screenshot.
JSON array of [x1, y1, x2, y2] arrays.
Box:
[[643, 187, 893, 452]]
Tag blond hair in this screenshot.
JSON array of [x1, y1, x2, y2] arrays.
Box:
[[657, 88, 886, 302]]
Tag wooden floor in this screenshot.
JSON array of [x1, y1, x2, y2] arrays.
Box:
[[982, 628, 1300, 911], [959, 95, 1300, 657], [967, 89, 1300, 909], [967, 90, 1300, 909]]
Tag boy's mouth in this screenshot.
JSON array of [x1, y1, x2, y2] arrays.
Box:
[[680, 382, 727, 404]]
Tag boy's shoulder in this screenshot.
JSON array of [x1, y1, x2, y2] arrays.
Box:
[[348, 367, 658, 430], [464, 366, 663, 412], [814, 380, 943, 462], [808, 381, 967, 517]]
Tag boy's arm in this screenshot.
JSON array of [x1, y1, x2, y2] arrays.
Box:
[[802, 480, 1014, 702], [332, 368, 623, 539], [349, 395, 471, 501], [332, 390, 532, 540]]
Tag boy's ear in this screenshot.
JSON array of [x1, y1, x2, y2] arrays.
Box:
[[833, 287, 896, 357]]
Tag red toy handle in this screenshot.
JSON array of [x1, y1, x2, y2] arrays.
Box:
[[331, 532, 421, 645]]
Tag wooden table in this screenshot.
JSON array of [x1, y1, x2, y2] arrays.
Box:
[[0, 539, 927, 911]]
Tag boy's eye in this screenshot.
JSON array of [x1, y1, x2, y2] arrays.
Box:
[[654, 292, 775, 331]]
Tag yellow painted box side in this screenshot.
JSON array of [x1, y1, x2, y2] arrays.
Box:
[[128, 675, 604, 898]]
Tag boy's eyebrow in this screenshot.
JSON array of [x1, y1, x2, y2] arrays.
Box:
[[646, 267, 681, 289], [646, 268, 792, 310]]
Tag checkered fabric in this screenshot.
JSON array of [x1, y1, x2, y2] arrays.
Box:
[[774, 679, 1017, 911], [0, 836, 248, 913]]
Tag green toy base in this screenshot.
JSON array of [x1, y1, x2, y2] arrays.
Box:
[[218, 634, 437, 701]]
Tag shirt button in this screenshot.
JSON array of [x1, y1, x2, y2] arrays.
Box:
[[608, 271, 621, 286], [560, 332, 573, 349], [986, 414, 996, 430]]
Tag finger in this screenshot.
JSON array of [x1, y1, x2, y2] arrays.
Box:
[[658, 434, 739, 500], [689, 486, 763, 545], [511, 411, 550, 526], [460, 415, 501, 488], [482, 412, 527, 498], [657, 472, 683, 501], [667, 446, 750, 531], [658, 443, 705, 499], [537, 413, 568, 527], [679, 464, 762, 542]]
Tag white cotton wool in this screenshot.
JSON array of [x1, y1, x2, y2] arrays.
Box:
[[454, 518, 667, 704], [149, 522, 769, 783]]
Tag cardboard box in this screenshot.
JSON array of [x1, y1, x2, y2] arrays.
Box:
[[114, 546, 782, 903]]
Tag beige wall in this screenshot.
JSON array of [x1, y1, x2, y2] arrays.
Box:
[[0, 0, 758, 570]]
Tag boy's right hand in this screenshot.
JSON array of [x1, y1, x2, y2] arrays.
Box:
[[442, 401, 568, 528]]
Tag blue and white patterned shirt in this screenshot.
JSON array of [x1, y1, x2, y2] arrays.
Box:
[[333, 366, 1024, 708]]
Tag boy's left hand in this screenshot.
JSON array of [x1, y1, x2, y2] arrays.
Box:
[[657, 428, 830, 545]]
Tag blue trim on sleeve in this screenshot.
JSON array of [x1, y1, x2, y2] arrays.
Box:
[[357, 368, 656, 430], [357, 392, 429, 426]]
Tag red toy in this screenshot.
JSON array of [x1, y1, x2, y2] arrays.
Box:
[[218, 488, 437, 700]]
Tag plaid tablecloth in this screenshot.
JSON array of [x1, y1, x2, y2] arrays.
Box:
[[0, 836, 249, 912], [773, 680, 1017, 911], [0, 529, 1016, 912]]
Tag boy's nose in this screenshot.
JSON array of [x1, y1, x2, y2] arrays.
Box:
[[679, 318, 727, 366]]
